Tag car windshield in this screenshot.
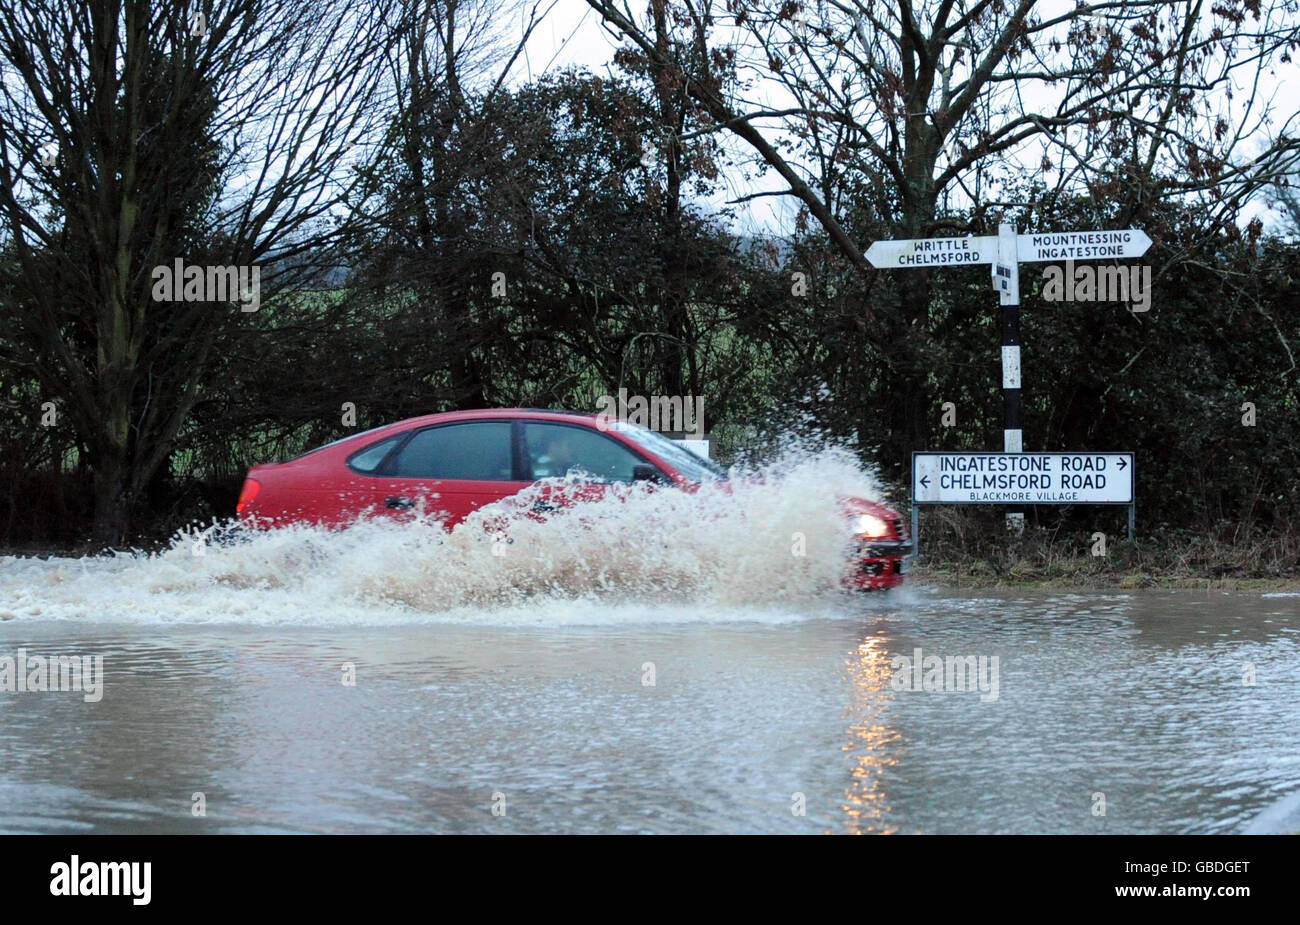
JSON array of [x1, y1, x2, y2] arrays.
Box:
[[611, 422, 727, 482]]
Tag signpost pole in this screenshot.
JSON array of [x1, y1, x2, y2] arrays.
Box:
[[1128, 503, 1136, 543], [994, 223, 1024, 534]]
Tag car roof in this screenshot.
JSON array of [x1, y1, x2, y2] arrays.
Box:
[[314, 409, 602, 449], [382, 408, 598, 429]]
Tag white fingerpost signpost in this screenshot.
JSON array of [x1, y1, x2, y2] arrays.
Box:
[[865, 223, 1151, 554]]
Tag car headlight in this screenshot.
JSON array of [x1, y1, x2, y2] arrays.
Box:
[[850, 513, 889, 538]]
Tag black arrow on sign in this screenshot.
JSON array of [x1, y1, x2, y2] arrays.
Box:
[[919, 475, 931, 488], [1117, 458, 1128, 470]]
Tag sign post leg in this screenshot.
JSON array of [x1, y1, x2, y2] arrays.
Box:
[[911, 503, 919, 562], [1128, 504, 1135, 543]]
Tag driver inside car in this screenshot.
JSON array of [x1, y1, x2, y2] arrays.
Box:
[[532, 434, 579, 478]]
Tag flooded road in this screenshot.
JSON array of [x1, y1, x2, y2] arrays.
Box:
[[2, 588, 1296, 834]]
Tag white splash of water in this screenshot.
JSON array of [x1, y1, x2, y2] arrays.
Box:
[[0, 446, 900, 625]]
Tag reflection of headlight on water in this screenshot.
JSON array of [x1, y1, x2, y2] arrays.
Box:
[[850, 513, 889, 538]]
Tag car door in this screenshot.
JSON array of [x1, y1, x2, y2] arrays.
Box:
[[365, 420, 529, 526]]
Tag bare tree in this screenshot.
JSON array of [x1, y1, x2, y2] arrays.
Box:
[[0, 0, 395, 544], [584, 0, 1300, 453], [345, 0, 555, 409]]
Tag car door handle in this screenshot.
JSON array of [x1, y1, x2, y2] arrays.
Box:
[[386, 496, 415, 510]]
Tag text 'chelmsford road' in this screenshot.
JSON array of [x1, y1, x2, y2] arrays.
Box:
[[912, 452, 1134, 504]]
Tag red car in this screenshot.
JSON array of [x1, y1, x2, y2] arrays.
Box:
[[235, 408, 911, 590]]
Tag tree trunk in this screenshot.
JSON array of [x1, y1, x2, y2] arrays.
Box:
[[91, 446, 130, 548]]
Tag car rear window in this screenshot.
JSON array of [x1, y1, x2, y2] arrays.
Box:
[[283, 423, 398, 464], [347, 435, 404, 473]]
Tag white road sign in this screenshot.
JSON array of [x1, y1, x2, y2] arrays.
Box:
[[866, 235, 995, 267], [866, 229, 1151, 268], [912, 452, 1134, 505], [1015, 229, 1151, 263]]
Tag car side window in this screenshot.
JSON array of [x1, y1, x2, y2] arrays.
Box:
[[522, 422, 647, 483], [388, 422, 515, 480], [347, 435, 403, 473]]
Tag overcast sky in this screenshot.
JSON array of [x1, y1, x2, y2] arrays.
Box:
[[510, 0, 1296, 239]]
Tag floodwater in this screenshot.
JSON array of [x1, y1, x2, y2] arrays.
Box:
[[1, 588, 1296, 834], [0, 453, 1296, 833]]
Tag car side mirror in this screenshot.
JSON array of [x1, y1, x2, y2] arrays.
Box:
[[632, 464, 665, 484]]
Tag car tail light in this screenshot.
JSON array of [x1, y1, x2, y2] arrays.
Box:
[[236, 478, 261, 514]]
